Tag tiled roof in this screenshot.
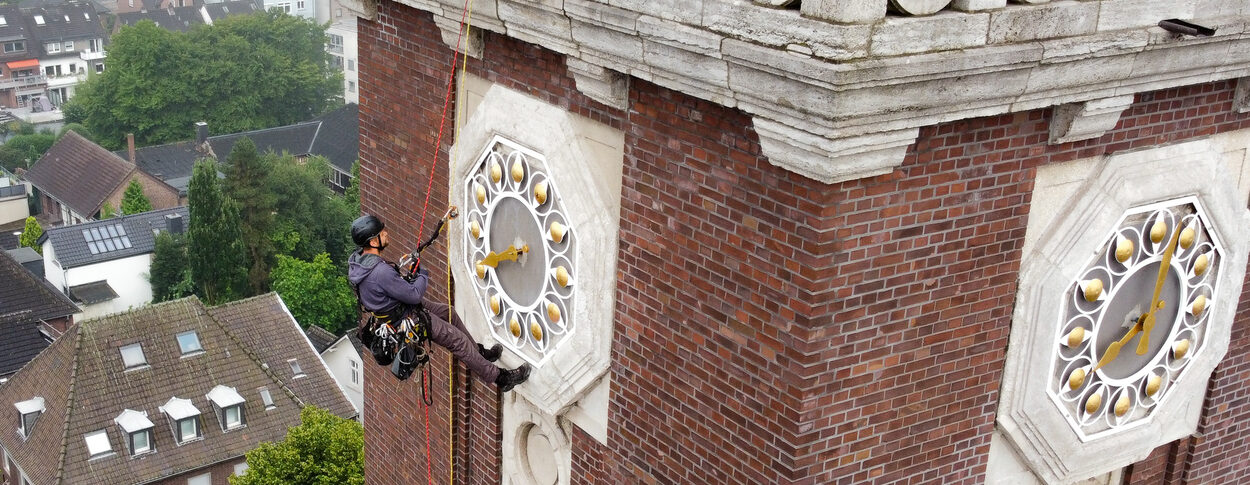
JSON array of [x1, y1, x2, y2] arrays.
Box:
[[0, 294, 355, 485], [201, 0, 261, 22], [123, 103, 361, 187], [24, 131, 137, 218], [0, 250, 76, 376], [42, 206, 188, 269], [66, 280, 117, 304], [116, 6, 204, 33], [0, 4, 30, 43], [25, 3, 105, 47], [0, 219, 24, 251], [303, 325, 337, 353]]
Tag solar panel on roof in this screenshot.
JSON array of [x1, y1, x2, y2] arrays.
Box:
[[87, 241, 98, 254], [80, 224, 135, 255]]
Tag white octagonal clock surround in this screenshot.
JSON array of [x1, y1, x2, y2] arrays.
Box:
[[997, 138, 1250, 484]]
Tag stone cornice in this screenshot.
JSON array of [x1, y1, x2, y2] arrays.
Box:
[[360, 0, 1250, 184]]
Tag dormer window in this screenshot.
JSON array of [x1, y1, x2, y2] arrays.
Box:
[[14, 397, 44, 438], [113, 409, 155, 456], [120, 343, 146, 369], [158, 397, 201, 444], [83, 429, 112, 459], [176, 331, 203, 355], [206, 385, 245, 431], [288, 359, 304, 378]]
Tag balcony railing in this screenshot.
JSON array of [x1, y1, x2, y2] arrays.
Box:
[[0, 75, 47, 90], [79, 50, 105, 61]]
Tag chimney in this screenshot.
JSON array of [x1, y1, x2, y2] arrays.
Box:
[[165, 213, 184, 234], [126, 133, 136, 163], [195, 122, 208, 145]]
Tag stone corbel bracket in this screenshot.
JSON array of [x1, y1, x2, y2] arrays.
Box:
[[433, 16, 485, 59], [337, 0, 377, 21], [1235, 77, 1250, 113], [567, 58, 630, 109], [754, 119, 920, 184], [1049, 95, 1135, 144]]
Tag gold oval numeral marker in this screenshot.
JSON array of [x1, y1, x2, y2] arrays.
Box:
[[1194, 253, 1210, 277], [475, 183, 486, 205], [534, 181, 548, 205], [509, 316, 521, 338], [1179, 226, 1196, 249], [490, 161, 502, 184], [1067, 327, 1085, 348], [489, 295, 500, 315], [1191, 295, 1206, 316], [1068, 368, 1086, 391], [470, 220, 481, 239], [550, 221, 566, 244], [1173, 339, 1190, 360], [1146, 375, 1162, 397], [556, 266, 570, 288], [530, 318, 543, 341], [1085, 393, 1102, 414], [511, 159, 525, 183], [547, 302, 561, 323], [476, 262, 487, 280], [1150, 219, 1167, 244], [1115, 237, 1134, 263], [1114, 394, 1131, 417], [1083, 279, 1103, 302]]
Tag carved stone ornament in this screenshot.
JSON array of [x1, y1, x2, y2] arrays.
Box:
[[997, 138, 1250, 484]]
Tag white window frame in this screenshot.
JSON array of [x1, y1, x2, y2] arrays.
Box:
[[120, 343, 146, 369], [128, 428, 152, 455], [259, 388, 274, 409], [176, 416, 199, 443], [276, 1, 290, 12], [84, 429, 112, 459], [176, 331, 203, 355], [3, 41, 21, 53], [296, 0, 304, 9], [222, 404, 243, 429], [350, 359, 359, 384], [63, 41, 72, 52], [233, 462, 249, 476], [288, 358, 304, 377], [187, 472, 210, 485]]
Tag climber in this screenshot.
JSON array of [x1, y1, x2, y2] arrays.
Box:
[[347, 213, 530, 392]]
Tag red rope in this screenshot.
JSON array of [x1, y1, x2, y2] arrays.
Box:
[[423, 383, 433, 485], [414, 0, 474, 267]]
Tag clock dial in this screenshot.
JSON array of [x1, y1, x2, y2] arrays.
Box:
[[463, 137, 577, 366], [1051, 197, 1224, 439]]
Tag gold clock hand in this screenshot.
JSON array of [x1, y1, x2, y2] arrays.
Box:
[[1138, 218, 1184, 355], [1092, 317, 1144, 374], [479, 244, 529, 268]]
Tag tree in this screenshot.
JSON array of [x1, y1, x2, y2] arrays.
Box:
[[270, 253, 357, 334], [187, 160, 247, 304], [65, 14, 341, 150], [18, 216, 41, 254], [267, 155, 353, 266], [230, 406, 363, 485], [121, 179, 153, 214], [344, 159, 360, 214], [100, 202, 118, 218], [223, 138, 274, 295], [150, 231, 195, 302], [0, 132, 56, 172]]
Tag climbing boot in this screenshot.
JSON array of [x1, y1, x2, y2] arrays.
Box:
[[478, 343, 503, 362], [495, 364, 531, 392]]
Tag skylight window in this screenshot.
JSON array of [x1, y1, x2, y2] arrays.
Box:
[[84, 429, 112, 459], [32, 15, 43, 25], [120, 343, 146, 368], [0, 16, 8, 25], [258, 388, 274, 409], [288, 359, 303, 377], [176, 331, 202, 355], [83, 224, 132, 255]]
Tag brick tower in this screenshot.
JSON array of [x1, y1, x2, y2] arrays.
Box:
[[345, 1, 1250, 483]]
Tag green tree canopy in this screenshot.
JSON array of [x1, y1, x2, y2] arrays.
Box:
[[268, 155, 353, 266], [224, 138, 275, 295], [18, 216, 41, 254], [0, 133, 56, 172], [150, 231, 195, 302], [65, 13, 341, 150], [229, 406, 363, 485], [121, 179, 153, 215], [271, 253, 357, 334], [187, 160, 246, 304]]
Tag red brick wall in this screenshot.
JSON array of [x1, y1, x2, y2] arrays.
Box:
[[357, 2, 1250, 483]]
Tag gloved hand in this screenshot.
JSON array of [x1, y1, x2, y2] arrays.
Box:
[[398, 252, 418, 279]]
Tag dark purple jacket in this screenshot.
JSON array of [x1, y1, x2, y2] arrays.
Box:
[[347, 250, 429, 313]]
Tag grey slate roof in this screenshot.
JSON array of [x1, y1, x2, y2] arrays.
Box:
[[0, 250, 77, 376], [0, 219, 23, 251], [42, 206, 187, 269], [124, 103, 360, 188], [25, 131, 136, 218], [116, 6, 203, 32], [201, 0, 260, 22], [25, 3, 105, 49], [6, 246, 43, 277], [0, 294, 355, 485], [0, 5, 34, 64], [303, 325, 338, 353]]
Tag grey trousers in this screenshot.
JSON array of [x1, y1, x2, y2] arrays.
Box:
[[422, 300, 500, 384]]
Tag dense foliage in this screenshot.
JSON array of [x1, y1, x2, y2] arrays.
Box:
[[18, 216, 41, 254], [223, 138, 274, 294], [187, 160, 247, 304], [150, 231, 195, 302], [65, 12, 341, 150], [271, 253, 357, 334], [229, 406, 363, 485], [120, 179, 153, 215]]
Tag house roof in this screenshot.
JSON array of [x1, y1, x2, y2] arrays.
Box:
[[0, 5, 31, 57], [42, 206, 188, 269], [16, 0, 108, 15], [201, 0, 260, 23], [0, 219, 23, 251], [25, 3, 105, 48], [66, 280, 117, 304], [0, 294, 355, 485], [24, 131, 138, 218], [116, 7, 204, 33], [303, 325, 337, 354], [0, 250, 76, 376], [124, 103, 360, 188]]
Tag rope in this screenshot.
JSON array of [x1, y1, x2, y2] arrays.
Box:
[[448, 0, 477, 483]]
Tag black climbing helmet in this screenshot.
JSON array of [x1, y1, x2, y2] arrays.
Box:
[[351, 214, 385, 248]]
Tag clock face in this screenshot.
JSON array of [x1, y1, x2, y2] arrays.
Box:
[[1050, 197, 1224, 439], [462, 136, 576, 367]]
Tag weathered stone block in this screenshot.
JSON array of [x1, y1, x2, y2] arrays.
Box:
[[1048, 95, 1134, 143], [754, 118, 919, 184], [1195, 0, 1250, 18], [606, 0, 702, 24], [869, 11, 990, 57], [565, 0, 641, 32], [643, 39, 729, 88], [703, 2, 871, 61], [571, 20, 644, 61], [800, 0, 887, 23], [638, 15, 723, 57], [497, 1, 577, 55], [1097, 0, 1196, 32], [988, 1, 1098, 43], [951, 0, 1005, 12]]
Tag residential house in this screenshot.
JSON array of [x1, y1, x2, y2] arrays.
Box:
[[126, 103, 359, 194], [113, 0, 197, 15], [0, 4, 45, 109], [0, 293, 356, 485], [114, 0, 262, 34], [5, 246, 41, 277], [264, 0, 313, 21], [304, 325, 362, 419], [40, 206, 188, 320], [325, 5, 356, 104], [0, 179, 27, 226], [0, 250, 76, 381], [26, 3, 106, 107], [24, 131, 180, 225]]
